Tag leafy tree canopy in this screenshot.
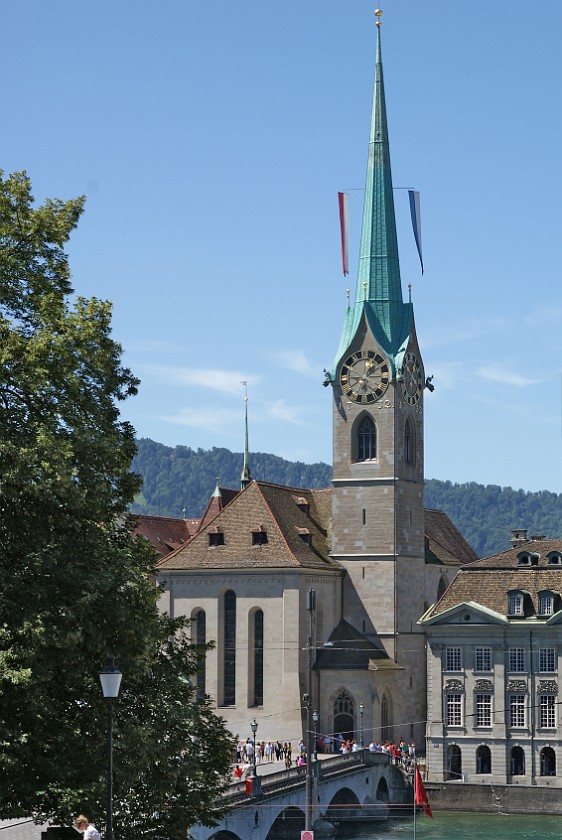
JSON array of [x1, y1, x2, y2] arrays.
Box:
[[0, 171, 233, 838]]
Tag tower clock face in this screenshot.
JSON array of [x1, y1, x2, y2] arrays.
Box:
[[339, 350, 390, 404], [400, 351, 423, 405]]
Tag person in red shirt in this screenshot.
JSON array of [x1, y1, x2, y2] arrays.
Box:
[[233, 765, 243, 780]]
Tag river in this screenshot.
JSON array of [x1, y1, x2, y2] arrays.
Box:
[[338, 811, 562, 839]]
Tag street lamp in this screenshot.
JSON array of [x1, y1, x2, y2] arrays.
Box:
[[313, 710, 319, 760], [250, 718, 258, 777], [359, 703, 364, 749], [99, 656, 122, 840]]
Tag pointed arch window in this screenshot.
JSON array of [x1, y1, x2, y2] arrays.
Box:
[[223, 590, 236, 705], [404, 417, 414, 465], [357, 415, 377, 462]]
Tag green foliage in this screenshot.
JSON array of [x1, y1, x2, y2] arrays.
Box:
[[424, 479, 562, 558], [131, 438, 562, 558], [130, 439, 332, 518], [0, 170, 233, 837]]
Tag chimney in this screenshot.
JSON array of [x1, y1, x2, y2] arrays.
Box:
[[510, 529, 529, 548]]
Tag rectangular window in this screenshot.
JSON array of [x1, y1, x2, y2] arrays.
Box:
[[509, 695, 526, 728], [446, 647, 462, 671], [508, 594, 523, 615], [446, 694, 462, 726], [540, 695, 556, 728], [475, 647, 492, 672], [475, 694, 492, 727], [539, 594, 554, 615], [539, 648, 556, 673], [509, 648, 525, 672]]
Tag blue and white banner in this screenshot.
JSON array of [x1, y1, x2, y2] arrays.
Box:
[[408, 190, 424, 275]]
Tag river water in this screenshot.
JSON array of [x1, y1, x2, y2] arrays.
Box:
[[338, 811, 562, 839]]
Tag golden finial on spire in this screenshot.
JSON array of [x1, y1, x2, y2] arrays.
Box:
[[375, 8, 383, 27]]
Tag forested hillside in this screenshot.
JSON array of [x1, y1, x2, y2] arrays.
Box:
[[130, 438, 332, 521], [130, 438, 562, 558]]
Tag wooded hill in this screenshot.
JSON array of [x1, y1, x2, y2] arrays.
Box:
[[130, 438, 562, 559]]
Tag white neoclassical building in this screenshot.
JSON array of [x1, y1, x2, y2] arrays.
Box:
[[421, 531, 562, 787]]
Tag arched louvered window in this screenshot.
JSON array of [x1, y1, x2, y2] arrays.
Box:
[[223, 590, 236, 705], [357, 415, 376, 462]]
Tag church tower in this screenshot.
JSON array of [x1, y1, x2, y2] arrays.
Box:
[[328, 11, 428, 742]]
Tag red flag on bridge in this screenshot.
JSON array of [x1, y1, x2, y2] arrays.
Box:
[[415, 766, 433, 818]]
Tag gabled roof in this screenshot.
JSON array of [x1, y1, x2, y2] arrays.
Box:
[[130, 514, 192, 557], [424, 508, 478, 566], [157, 481, 339, 572], [314, 619, 401, 672]]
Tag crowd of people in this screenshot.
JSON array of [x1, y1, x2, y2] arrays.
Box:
[[232, 734, 417, 779]]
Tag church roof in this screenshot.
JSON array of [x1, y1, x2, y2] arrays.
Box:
[[334, 21, 413, 373], [422, 538, 562, 620], [424, 508, 479, 565], [157, 481, 339, 572], [314, 619, 400, 672]]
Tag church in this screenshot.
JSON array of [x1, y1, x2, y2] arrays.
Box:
[[153, 12, 476, 752]]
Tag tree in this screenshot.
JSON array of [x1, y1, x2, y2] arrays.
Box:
[[0, 170, 233, 837]]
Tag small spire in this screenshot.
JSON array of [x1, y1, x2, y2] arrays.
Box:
[[213, 477, 222, 499], [240, 381, 252, 490]]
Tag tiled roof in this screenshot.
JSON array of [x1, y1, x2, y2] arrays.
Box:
[[424, 508, 478, 566], [197, 487, 240, 532], [157, 481, 339, 572], [130, 514, 191, 557], [423, 538, 562, 620], [315, 619, 401, 671], [467, 539, 562, 568]]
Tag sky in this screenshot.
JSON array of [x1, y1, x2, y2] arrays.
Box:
[[3, 2, 562, 495]]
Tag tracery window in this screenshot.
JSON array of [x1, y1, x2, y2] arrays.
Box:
[[356, 415, 377, 462]]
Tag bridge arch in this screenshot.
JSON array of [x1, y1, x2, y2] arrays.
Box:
[[375, 776, 389, 802], [265, 806, 305, 839], [207, 832, 242, 840], [325, 785, 361, 823]]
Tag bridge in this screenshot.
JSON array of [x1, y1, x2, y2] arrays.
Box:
[[191, 752, 413, 840]]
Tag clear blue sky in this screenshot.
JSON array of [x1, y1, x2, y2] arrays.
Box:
[[4, 2, 562, 495]]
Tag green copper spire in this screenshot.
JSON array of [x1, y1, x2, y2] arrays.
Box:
[[240, 382, 251, 490], [334, 12, 412, 372]]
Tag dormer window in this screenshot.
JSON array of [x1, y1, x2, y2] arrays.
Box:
[[294, 496, 310, 515], [547, 552, 562, 566], [252, 530, 268, 546], [508, 592, 524, 616], [517, 552, 539, 567], [208, 531, 225, 547], [297, 527, 312, 546], [538, 592, 555, 616]]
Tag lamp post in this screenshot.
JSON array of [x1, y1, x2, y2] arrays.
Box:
[[359, 703, 364, 749], [305, 588, 316, 832], [250, 718, 258, 777], [313, 710, 319, 761], [99, 656, 122, 840]]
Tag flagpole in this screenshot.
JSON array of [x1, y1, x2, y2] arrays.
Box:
[[413, 759, 417, 840]]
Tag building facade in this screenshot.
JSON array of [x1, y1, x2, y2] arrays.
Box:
[[421, 533, 562, 786]]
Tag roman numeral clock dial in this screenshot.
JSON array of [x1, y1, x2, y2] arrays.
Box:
[[339, 350, 390, 404], [400, 351, 423, 405]]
